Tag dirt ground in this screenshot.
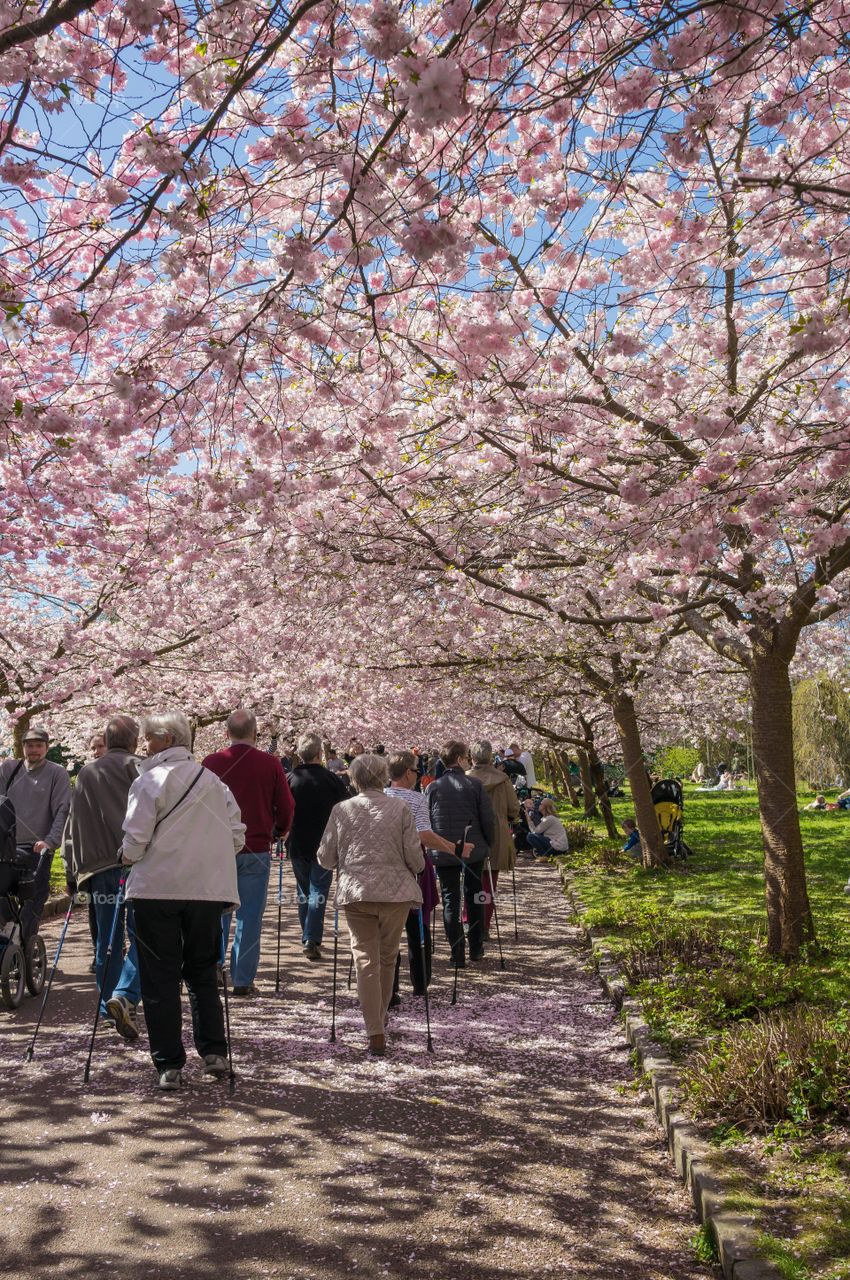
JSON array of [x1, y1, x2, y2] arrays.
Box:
[[0, 861, 713, 1279]]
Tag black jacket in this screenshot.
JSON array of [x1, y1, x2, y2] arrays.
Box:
[[288, 763, 348, 861], [426, 767, 496, 866]]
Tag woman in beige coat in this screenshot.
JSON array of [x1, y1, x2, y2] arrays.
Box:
[[467, 740, 521, 934], [318, 753, 424, 1056]]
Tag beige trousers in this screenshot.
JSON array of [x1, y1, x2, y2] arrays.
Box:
[[343, 901, 411, 1037]]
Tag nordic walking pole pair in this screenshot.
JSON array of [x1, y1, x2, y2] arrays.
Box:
[[24, 893, 75, 1062], [83, 874, 126, 1084]]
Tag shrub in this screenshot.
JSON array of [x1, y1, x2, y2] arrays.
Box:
[[618, 920, 736, 983], [564, 821, 595, 850], [684, 1006, 850, 1126]]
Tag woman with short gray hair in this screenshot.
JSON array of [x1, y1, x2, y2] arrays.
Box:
[[318, 753, 424, 1056]]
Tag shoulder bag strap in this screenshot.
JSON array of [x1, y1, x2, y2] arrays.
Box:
[[4, 760, 24, 790], [152, 766, 205, 835]]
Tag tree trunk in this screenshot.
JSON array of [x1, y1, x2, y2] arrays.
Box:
[[12, 713, 29, 758], [544, 750, 563, 798], [610, 693, 665, 866], [556, 750, 581, 807], [577, 749, 598, 818], [750, 648, 815, 957], [588, 752, 618, 839]]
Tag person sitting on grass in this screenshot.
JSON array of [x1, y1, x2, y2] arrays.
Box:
[[621, 818, 641, 857], [803, 795, 827, 811], [524, 798, 570, 858]]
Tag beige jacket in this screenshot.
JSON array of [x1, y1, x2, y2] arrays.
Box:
[[317, 790, 424, 908], [467, 764, 521, 871]]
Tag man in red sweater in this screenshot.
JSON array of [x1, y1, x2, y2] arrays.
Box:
[[203, 710, 294, 995]]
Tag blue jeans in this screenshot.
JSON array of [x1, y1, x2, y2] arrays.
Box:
[[290, 856, 332, 947], [221, 851, 272, 987], [89, 866, 140, 1012], [527, 833, 554, 857]]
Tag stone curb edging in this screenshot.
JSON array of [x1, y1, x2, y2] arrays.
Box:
[[42, 893, 73, 920], [560, 866, 780, 1280]]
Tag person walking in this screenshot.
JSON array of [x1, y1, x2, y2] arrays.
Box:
[[121, 711, 245, 1091], [203, 710, 294, 997], [385, 750, 470, 995], [287, 732, 348, 960], [64, 715, 143, 1039], [467, 740, 520, 936], [0, 726, 71, 943], [426, 740, 496, 966], [318, 753, 423, 1056]]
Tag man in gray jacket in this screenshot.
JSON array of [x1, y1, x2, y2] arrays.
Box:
[[65, 715, 142, 1039], [426, 739, 496, 966], [0, 725, 71, 942]]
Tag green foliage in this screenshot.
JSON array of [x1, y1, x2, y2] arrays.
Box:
[[792, 676, 850, 790], [684, 1006, 850, 1126], [689, 1224, 719, 1265], [655, 744, 701, 779], [563, 820, 595, 850]]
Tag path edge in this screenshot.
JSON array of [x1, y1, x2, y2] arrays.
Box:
[[560, 866, 780, 1280]]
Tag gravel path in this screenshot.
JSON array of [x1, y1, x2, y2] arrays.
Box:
[[0, 861, 712, 1279]]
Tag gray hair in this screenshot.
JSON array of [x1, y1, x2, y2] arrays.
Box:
[[227, 709, 256, 741], [104, 715, 139, 751], [142, 711, 192, 749], [349, 752, 389, 793], [297, 732, 322, 763], [471, 740, 493, 766]]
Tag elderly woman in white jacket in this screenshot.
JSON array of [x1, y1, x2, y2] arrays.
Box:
[[318, 753, 424, 1056], [121, 711, 245, 1091]]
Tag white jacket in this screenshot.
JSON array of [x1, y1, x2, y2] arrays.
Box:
[[317, 790, 424, 908], [122, 746, 245, 905]]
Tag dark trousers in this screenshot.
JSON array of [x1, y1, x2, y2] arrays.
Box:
[[132, 898, 227, 1073], [436, 862, 485, 963], [406, 910, 432, 993], [391, 911, 433, 998]]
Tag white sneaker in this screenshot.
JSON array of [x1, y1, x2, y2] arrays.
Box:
[[202, 1054, 229, 1079], [158, 1068, 183, 1091], [105, 995, 140, 1042]]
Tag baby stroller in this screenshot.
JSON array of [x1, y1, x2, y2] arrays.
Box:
[[651, 779, 692, 861], [0, 796, 48, 1009]]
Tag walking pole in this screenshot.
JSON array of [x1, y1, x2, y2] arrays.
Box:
[[274, 838, 284, 995], [450, 827, 470, 1007], [25, 894, 75, 1062], [330, 906, 339, 1042], [83, 875, 125, 1084], [347, 952, 354, 990], [487, 858, 506, 970], [417, 907, 434, 1053], [512, 866, 518, 942], [221, 966, 236, 1095]]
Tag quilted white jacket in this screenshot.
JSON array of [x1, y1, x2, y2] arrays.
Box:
[[317, 790, 424, 907], [122, 746, 245, 905]]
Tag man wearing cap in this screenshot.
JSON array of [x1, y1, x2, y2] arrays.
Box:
[[0, 726, 71, 940]]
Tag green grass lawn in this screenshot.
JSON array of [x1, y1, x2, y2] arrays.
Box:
[[556, 783, 850, 1279]]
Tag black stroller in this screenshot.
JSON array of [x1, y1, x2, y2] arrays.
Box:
[[0, 795, 47, 1009], [651, 778, 692, 860]]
